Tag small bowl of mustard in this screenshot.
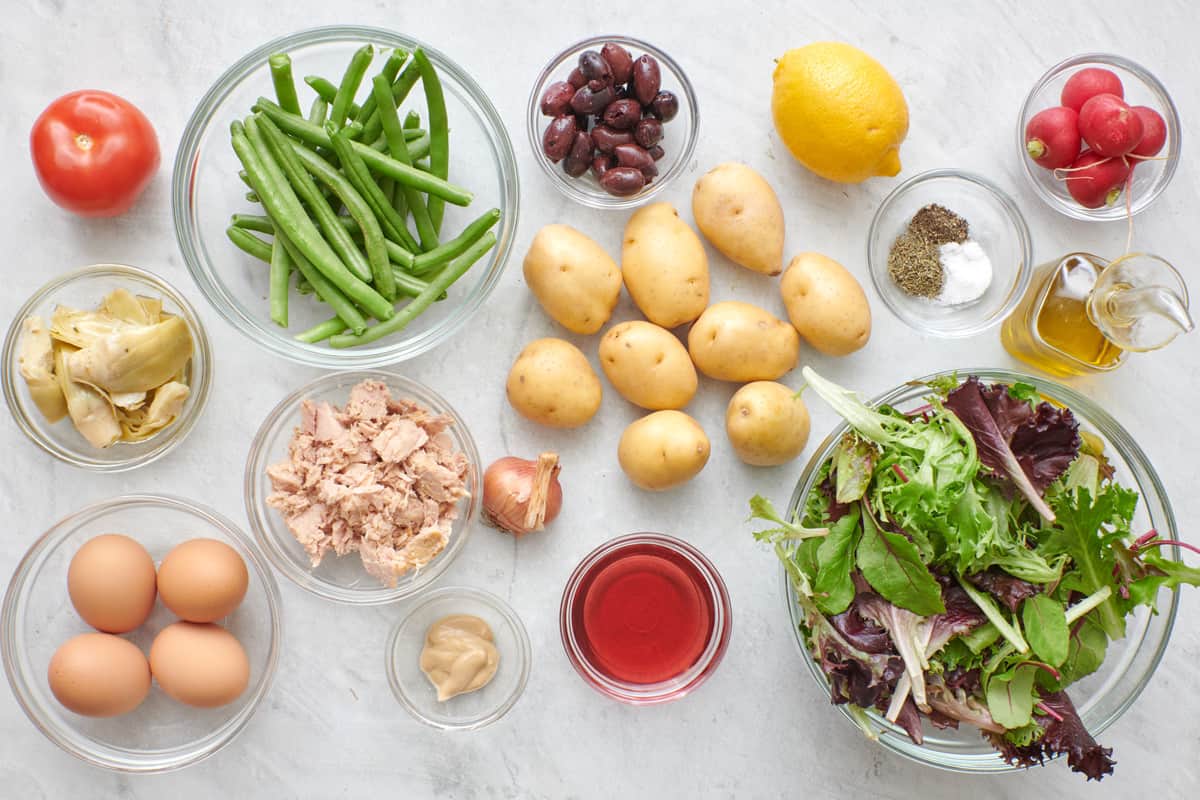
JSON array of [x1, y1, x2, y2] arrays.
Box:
[[385, 586, 530, 731]]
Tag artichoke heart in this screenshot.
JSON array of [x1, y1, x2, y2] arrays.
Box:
[[67, 316, 194, 395], [18, 316, 68, 423], [101, 288, 160, 326], [55, 344, 121, 449], [118, 381, 190, 441]]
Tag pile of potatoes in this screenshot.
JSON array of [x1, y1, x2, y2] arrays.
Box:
[[507, 161, 872, 491]]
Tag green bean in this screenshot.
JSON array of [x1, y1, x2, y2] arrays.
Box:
[[296, 316, 347, 344], [353, 49, 407, 128], [296, 276, 315, 295], [330, 44, 373, 128], [232, 118, 393, 322], [360, 60, 421, 143], [303, 76, 361, 118], [269, 241, 291, 327], [226, 225, 273, 262], [255, 113, 376, 284], [412, 208, 500, 276], [404, 110, 421, 129], [275, 228, 367, 335], [307, 96, 328, 126], [330, 232, 495, 348], [231, 212, 275, 234], [413, 49, 450, 234], [372, 74, 438, 252], [268, 53, 302, 115], [245, 190, 260, 203], [254, 99, 470, 205]]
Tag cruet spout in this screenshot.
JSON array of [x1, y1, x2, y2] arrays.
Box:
[[1090, 254, 1193, 352]]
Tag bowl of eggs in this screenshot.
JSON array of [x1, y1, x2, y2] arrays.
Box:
[[1, 494, 282, 773]]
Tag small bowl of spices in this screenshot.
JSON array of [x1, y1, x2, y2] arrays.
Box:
[[867, 169, 1032, 337]]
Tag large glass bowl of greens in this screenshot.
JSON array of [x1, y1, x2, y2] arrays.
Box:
[[173, 25, 518, 368], [758, 367, 1184, 778]]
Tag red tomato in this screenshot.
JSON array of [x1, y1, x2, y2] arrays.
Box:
[[30, 90, 160, 217]]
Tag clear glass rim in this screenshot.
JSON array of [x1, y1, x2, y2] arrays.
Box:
[[867, 169, 1034, 339], [1, 493, 283, 774], [243, 369, 481, 605], [1016, 52, 1182, 222], [384, 585, 531, 731], [172, 24, 520, 368], [559, 532, 733, 705], [780, 367, 1180, 774], [1, 263, 213, 472], [525, 34, 700, 210]]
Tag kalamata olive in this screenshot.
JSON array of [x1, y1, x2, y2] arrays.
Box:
[[601, 42, 634, 85], [571, 83, 615, 115], [614, 142, 656, 176], [648, 145, 665, 161], [563, 131, 594, 177], [591, 153, 616, 180], [540, 81, 575, 117], [632, 55, 661, 106], [578, 50, 612, 84], [541, 115, 578, 163], [650, 91, 679, 122], [575, 113, 590, 132], [591, 125, 633, 153], [567, 67, 586, 88], [602, 99, 642, 131], [613, 83, 630, 100], [599, 166, 646, 196], [634, 117, 663, 148]]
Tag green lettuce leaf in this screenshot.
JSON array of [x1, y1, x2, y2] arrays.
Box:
[[986, 663, 1039, 729], [813, 506, 862, 615], [856, 502, 944, 616], [1022, 594, 1069, 667]]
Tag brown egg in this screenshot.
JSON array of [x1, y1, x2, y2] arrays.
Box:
[[48, 633, 151, 717], [67, 533, 158, 633], [150, 622, 250, 708], [156, 538, 249, 623]]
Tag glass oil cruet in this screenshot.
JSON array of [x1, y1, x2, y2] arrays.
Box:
[[1001, 252, 1193, 376]]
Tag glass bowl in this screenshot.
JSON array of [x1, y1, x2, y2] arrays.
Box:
[[1, 264, 213, 472], [1017, 53, 1180, 221], [385, 586, 530, 730], [1, 494, 283, 773], [560, 532, 732, 705], [244, 370, 480, 605], [782, 368, 1180, 774], [867, 170, 1032, 338], [173, 25, 519, 368], [526, 35, 699, 209]]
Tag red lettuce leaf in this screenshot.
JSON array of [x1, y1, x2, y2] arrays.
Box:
[[967, 567, 1041, 613], [988, 690, 1115, 781]]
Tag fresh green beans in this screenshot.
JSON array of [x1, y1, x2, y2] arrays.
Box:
[[268, 53, 301, 115], [330, 232, 495, 348], [254, 98, 469, 204], [255, 113, 377, 284], [231, 212, 275, 234], [413, 48, 450, 234], [412, 208, 500, 276], [307, 96, 328, 126], [304, 76, 361, 118], [296, 316, 347, 344], [269, 241, 291, 327], [330, 44, 373, 127], [232, 117, 393, 322], [275, 228, 367, 335], [231, 212, 417, 271], [353, 49, 407, 128], [226, 225, 273, 262], [360, 60, 421, 143], [372, 74, 438, 252]]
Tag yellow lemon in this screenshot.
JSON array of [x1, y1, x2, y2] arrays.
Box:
[[771, 42, 909, 183]]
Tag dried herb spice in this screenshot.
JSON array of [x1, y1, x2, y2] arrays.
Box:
[[888, 204, 971, 299]]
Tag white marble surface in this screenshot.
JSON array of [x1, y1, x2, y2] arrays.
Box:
[[3, 1, 1199, 797]]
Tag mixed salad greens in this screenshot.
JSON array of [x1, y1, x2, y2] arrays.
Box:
[[751, 368, 1200, 781]]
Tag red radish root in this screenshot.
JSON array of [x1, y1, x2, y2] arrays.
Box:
[[1061, 150, 1130, 208], [1061, 67, 1124, 112], [1026, 106, 1082, 169], [1130, 106, 1167, 157], [1079, 94, 1144, 157]]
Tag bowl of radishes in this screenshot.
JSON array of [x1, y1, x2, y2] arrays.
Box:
[[1019, 53, 1180, 221]]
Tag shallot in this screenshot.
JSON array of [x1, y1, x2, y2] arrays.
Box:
[[482, 452, 563, 537]]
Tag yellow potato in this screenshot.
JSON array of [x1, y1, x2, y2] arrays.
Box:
[[506, 338, 601, 428], [725, 382, 811, 466], [621, 202, 709, 328], [618, 410, 710, 491], [692, 162, 785, 276], [523, 224, 622, 334], [599, 321, 697, 410], [780, 252, 871, 356], [686, 301, 800, 382]]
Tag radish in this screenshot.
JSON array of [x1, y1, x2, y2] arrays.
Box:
[[1078, 94, 1144, 157], [1025, 106, 1081, 169], [1064, 150, 1131, 208], [1130, 106, 1167, 157], [1061, 67, 1124, 112]]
